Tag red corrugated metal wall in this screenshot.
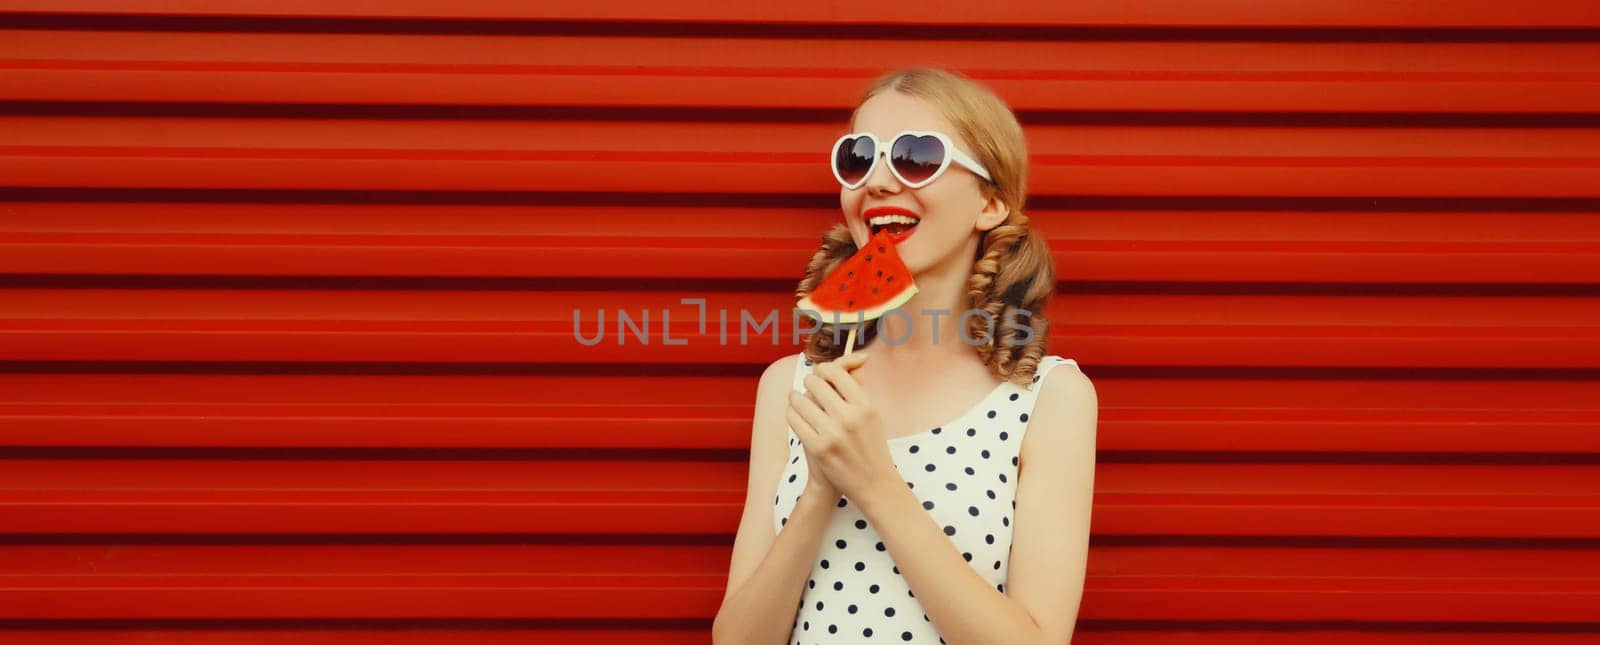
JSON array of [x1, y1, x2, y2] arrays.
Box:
[[3, 2, 1599, 643]]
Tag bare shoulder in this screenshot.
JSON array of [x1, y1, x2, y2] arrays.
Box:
[[758, 352, 802, 403], [1041, 360, 1096, 408], [750, 351, 803, 455], [1021, 360, 1098, 462]]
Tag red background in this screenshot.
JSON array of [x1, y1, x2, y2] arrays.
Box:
[[2, 1, 1599, 642]]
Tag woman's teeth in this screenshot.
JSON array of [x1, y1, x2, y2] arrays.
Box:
[[869, 214, 921, 234]]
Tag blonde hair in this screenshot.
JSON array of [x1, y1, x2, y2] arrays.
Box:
[[796, 67, 1055, 386]]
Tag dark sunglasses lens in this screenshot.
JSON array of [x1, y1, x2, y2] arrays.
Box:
[[834, 136, 875, 185], [891, 135, 946, 185]]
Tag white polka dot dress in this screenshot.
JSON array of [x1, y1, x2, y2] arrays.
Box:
[[772, 351, 1078, 644]]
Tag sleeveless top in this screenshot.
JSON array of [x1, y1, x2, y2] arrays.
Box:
[[772, 351, 1079, 644]]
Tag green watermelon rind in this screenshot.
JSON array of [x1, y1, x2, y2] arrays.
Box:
[[795, 282, 919, 325]]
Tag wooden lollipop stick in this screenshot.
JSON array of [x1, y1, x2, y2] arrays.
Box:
[[843, 325, 858, 357]]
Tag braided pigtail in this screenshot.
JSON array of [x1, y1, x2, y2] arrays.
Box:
[[966, 212, 1055, 387]]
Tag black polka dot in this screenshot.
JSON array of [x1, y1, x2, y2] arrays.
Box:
[[782, 366, 1040, 639]]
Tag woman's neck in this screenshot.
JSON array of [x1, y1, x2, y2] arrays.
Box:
[[861, 247, 989, 375]]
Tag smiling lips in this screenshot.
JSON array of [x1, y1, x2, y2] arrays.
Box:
[[865, 207, 921, 244]]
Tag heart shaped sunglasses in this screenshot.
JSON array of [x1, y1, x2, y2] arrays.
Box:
[[830, 130, 993, 190]]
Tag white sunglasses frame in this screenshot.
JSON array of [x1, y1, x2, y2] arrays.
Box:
[[830, 130, 993, 190]]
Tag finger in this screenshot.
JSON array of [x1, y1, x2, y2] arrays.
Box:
[[820, 353, 870, 404], [803, 372, 848, 415], [832, 371, 870, 406], [789, 389, 834, 435], [831, 350, 871, 371], [785, 402, 813, 438], [821, 366, 868, 405]]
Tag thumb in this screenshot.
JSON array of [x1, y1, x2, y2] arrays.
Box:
[[838, 350, 871, 369]]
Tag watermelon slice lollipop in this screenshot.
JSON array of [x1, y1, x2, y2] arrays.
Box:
[[795, 228, 919, 354]]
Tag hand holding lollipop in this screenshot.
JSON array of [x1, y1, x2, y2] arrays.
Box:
[[786, 228, 917, 500]]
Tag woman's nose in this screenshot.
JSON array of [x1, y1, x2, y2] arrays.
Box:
[[864, 152, 901, 194]]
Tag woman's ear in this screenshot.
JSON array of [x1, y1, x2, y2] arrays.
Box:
[[975, 191, 1010, 232]]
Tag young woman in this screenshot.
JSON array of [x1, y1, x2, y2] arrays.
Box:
[[714, 67, 1098, 645]]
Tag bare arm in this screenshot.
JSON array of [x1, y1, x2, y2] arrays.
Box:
[[712, 355, 836, 644]]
